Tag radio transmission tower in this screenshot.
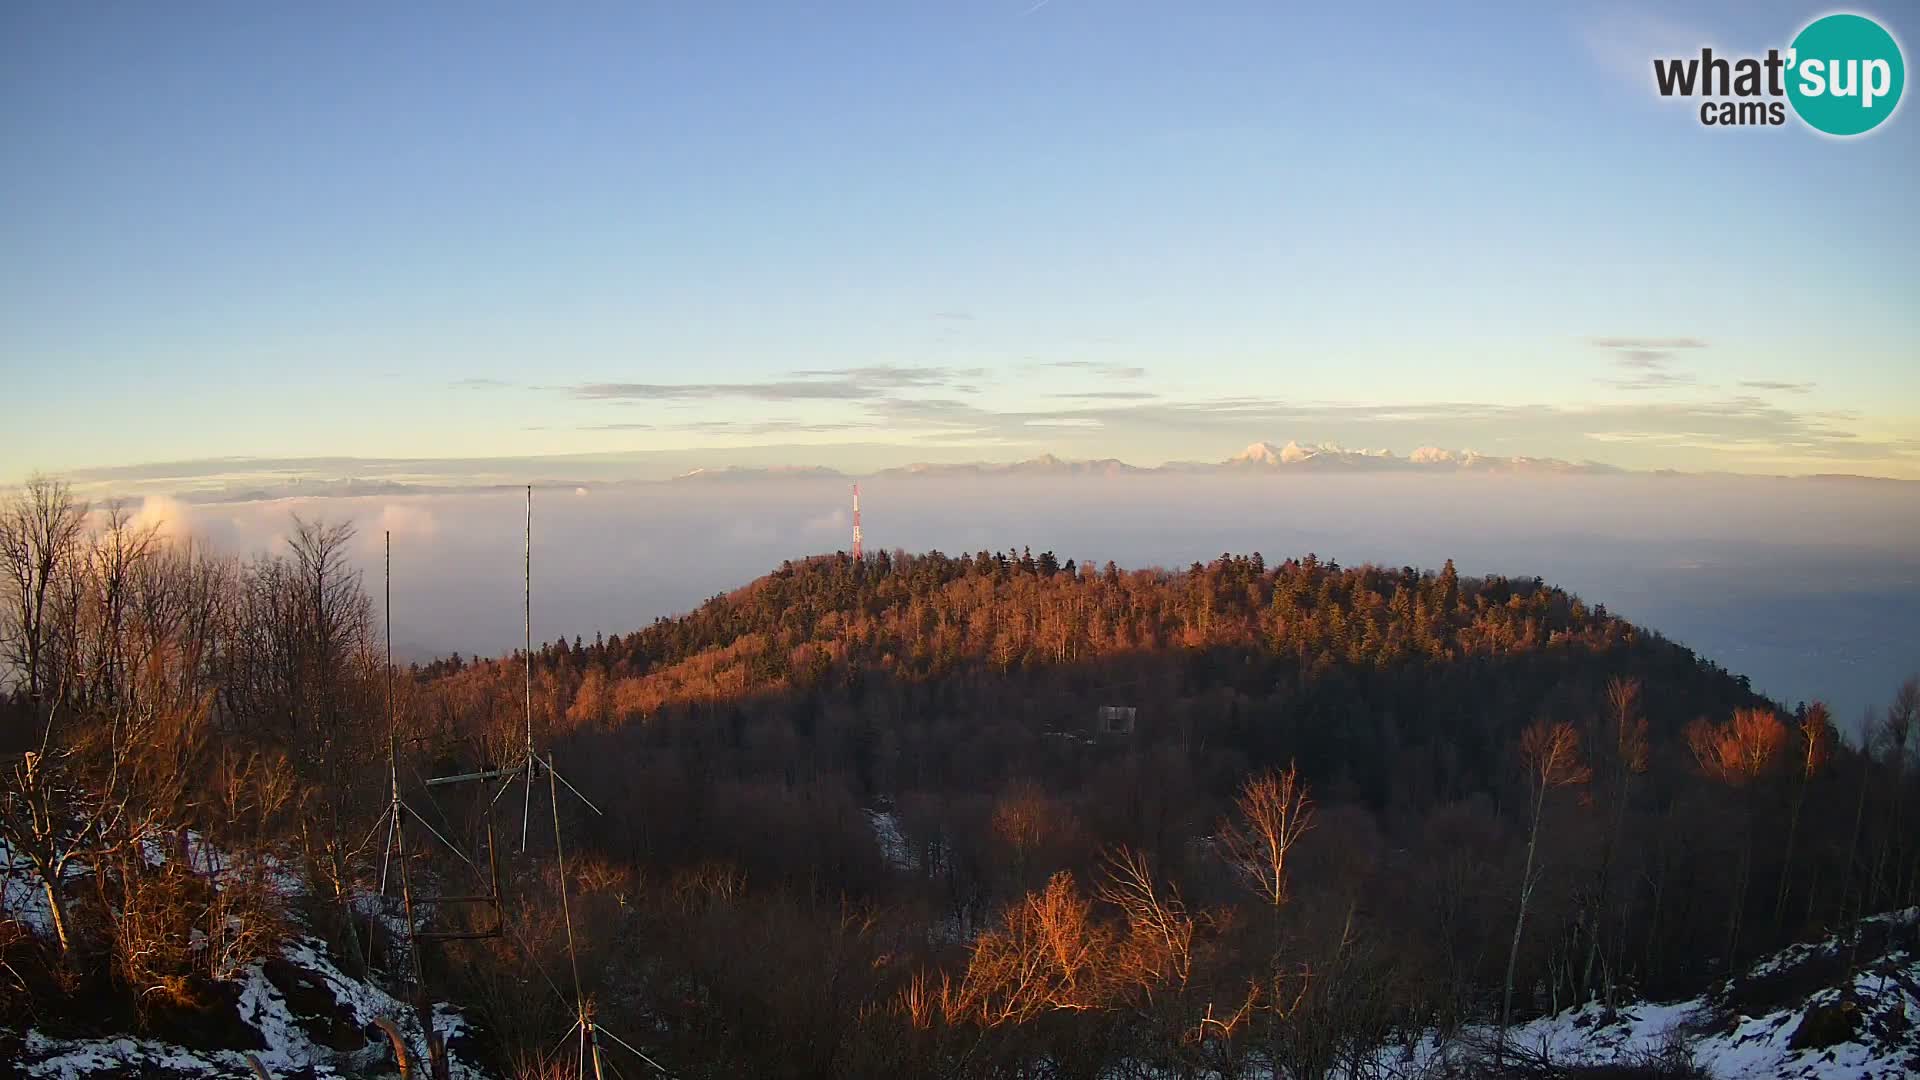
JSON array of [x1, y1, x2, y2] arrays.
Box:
[[851, 482, 863, 560]]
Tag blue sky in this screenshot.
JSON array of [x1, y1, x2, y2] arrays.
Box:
[[3, 1, 1917, 478]]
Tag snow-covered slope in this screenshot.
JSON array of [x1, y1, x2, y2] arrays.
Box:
[[9, 935, 487, 1079], [1397, 907, 1920, 1079], [2, 834, 493, 1079]]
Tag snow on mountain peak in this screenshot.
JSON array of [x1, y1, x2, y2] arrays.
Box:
[[1231, 441, 1286, 465], [1229, 441, 1399, 467]]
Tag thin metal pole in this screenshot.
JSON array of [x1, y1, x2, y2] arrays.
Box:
[[523, 485, 534, 852], [484, 800, 502, 928], [379, 809, 397, 894], [386, 530, 393, 735], [602, 1022, 679, 1068], [392, 739, 423, 991], [550, 755, 601, 1078]]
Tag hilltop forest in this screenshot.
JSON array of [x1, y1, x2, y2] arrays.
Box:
[[4, 477, 1919, 1078]]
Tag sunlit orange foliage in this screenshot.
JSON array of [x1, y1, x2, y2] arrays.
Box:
[[992, 782, 1050, 855], [1095, 846, 1194, 990], [1687, 707, 1787, 785], [990, 780, 1078, 867], [668, 861, 745, 913], [1218, 763, 1315, 908], [565, 668, 611, 729], [571, 853, 636, 899], [950, 871, 1114, 1027], [897, 968, 945, 1031], [1521, 719, 1593, 794]]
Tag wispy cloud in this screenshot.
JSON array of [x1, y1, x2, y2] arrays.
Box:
[[450, 377, 512, 390], [574, 380, 881, 401], [573, 364, 989, 403], [439, 340, 1896, 477], [1589, 337, 1709, 351], [789, 364, 988, 389], [1032, 360, 1149, 379], [1591, 335, 1706, 391], [1607, 370, 1699, 391], [672, 419, 869, 436]]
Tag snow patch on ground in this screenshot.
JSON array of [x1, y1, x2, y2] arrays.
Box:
[[1, 842, 58, 939], [4, 833, 492, 1079], [15, 932, 489, 1079], [865, 809, 914, 873], [1397, 907, 1920, 1079]]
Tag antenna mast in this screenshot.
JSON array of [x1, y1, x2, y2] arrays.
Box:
[[523, 485, 534, 849], [524, 484, 533, 761], [401, 494, 661, 1078], [851, 482, 862, 561]]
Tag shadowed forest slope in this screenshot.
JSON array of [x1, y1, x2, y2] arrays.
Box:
[[400, 549, 1919, 1075]]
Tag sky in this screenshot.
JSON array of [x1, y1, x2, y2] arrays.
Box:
[[3, 1, 1918, 480]]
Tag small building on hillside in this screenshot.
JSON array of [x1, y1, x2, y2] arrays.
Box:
[[1095, 705, 1137, 737]]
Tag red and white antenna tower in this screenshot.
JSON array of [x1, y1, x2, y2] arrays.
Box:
[[851, 482, 863, 560]]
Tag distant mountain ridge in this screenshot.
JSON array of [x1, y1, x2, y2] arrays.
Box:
[[1182, 440, 1621, 473], [670, 441, 1628, 483], [72, 445, 1904, 506]]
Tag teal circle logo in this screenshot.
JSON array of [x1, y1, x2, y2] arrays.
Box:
[[1786, 14, 1905, 136]]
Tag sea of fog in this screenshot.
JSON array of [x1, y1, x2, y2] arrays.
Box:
[[138, 472, 1920, 736]]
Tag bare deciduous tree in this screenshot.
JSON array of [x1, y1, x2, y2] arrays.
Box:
[[1502, 719, 1590, 1032], [1686, 707, 1785, 966], [1586, 677, 1649, 1010], [1775, 703, 1834, 933], [1218, 763, 1316, 914], [951, 870, 1113, 1028], [1, 477, 89, 711], [1096, 845, 1194, 992]]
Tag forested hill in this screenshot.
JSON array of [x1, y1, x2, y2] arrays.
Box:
[[425, 550, 1769, 807], [391, 549, 1920, 1078]]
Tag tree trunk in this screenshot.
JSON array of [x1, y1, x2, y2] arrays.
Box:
[[1724, 837, 1750, 971], [1502, 782, 1548, 1031], [43, 875, 71, 953], [1774, 785, 1806, 935], [1842, 755, 1871, 977]]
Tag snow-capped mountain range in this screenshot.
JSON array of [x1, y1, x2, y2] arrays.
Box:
[[1203, 439, 1619, 473], [666, 441, 1624, 483]]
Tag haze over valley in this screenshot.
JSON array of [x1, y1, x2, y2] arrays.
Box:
[[89, 453, 1920, 731]]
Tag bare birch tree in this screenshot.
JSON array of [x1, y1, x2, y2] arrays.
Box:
[[1502, 719, 1590, 1031], [1218, 763, 1316, 913]]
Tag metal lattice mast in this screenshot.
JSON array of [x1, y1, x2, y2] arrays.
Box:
[[523, 484, 534, 851], [851, 482, 862, 561]]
